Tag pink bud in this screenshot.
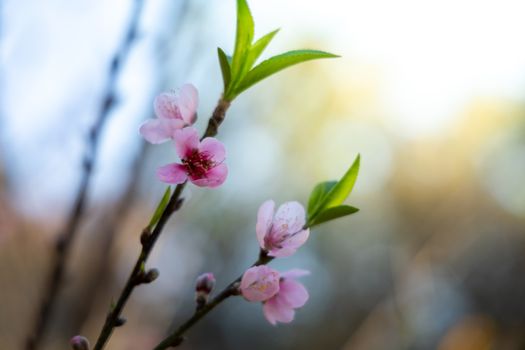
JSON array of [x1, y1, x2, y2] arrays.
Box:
[[70, 335, 90, 350], [195, 272, 216, 308], [195, 272, 216, 295]]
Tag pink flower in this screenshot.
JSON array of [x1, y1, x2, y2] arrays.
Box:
[[139, 84, 199, 144], [240, 266, 280, 302], [157, 127, 228, 188], [256, 200, 310, 258], [263, 269, 310, 325]]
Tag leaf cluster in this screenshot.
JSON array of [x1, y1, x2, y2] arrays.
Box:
[[219, 0, 338, 101]]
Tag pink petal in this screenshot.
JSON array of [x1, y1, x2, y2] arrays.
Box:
[[190, 164, 228, 188], [156, 163, 187, 184], [281, 269, 310, 280], [282, 228, 310, 250], [240, 266, 280, 302], [273, 201, 306, 235], [240, 266, 261, 290], [154, 91, 183, 120], [199, 137, 226, 163], [139, 119, 185, 144], [178, 84, 199, 124], [267, 229, 309, 258], [173, 127, 200, 159], [263, 296, 295, 325], [267, 246, 297, 258], [256, 200, 275, 250], [278, 279, 309, 308]]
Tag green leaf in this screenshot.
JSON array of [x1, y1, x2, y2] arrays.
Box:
[[320, 154, 360, 210], [148, 186, 171, 230], [235, 49, 339, 95], [308, 205, 359, 227], [246, 29, 280, 69], [217, 47, 232, 90], [307, 180, 337, 218], [230, 0, 255, 89]]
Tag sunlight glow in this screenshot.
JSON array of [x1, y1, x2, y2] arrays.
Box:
[[250, 0, 525, 137]]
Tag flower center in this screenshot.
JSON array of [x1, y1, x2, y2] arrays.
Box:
[[249, 275, 275, 293], [182, 149, 215, 179]]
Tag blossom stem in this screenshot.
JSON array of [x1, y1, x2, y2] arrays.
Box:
[[153, 251, 273, 350], [92, 97, 231, 350], [202, 98, 231, 139]]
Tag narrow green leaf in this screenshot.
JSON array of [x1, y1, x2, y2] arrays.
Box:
[[320, 154, 360, 210], [148, 186, 171, 230], [246, 29, 280, 69], [217, 47, 232, 90], [308, 205, 359, 227], [230, 0, 254, 86], [307, 180, 337, 218], [235, 49, 339, 95]]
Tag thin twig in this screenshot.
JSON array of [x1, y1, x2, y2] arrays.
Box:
[[154, 251, 273, 350], [154, 228, 310, 348], [92, 98, 232, 350], [25, 1, 144, 349]]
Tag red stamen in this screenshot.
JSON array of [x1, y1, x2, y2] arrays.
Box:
[[182, 149, 215, 179]]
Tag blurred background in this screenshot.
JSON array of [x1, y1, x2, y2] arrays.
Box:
[[1, 0, 525, 349]]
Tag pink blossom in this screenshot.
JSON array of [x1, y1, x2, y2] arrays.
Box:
[[240, 266, 280, 302], [256, 200, 310, 258], [263, 269, 310, 325], [157, 127, 228, 188], [139, 84, 198, 144]]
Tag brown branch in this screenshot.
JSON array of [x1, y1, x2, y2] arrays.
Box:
[[202, 99, 231, 139], [92, 98, 231, 350], [153, 251, 273, 350], [25, 1, 144, 349], [153, 226, 311, 348]]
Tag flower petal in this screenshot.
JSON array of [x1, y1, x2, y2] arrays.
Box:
[[278, 279, 309, 308], [281, 269, 310, 280], [199, 137, 226, 162], [156, 163, 187, 184], [282, 228, 310, 251], [263, 296, 295, 325], [173, 127, 200, 159], [240, 266, 260, 290], [191, 164, 228, 188], [240, 266, 280, 302], [267, 246, 297, 258], [256, 200, 275, 250], [273, 201, 306, 235], [139, 119, 184, 144], [178, 84, 199, 124], [154, 91, 182, 120]]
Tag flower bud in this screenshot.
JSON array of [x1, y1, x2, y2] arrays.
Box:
[[70, 335, 90, 350], [144, 268, 159, 283], [195, 272, 215, 308], [115, 316, 127, 327]]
